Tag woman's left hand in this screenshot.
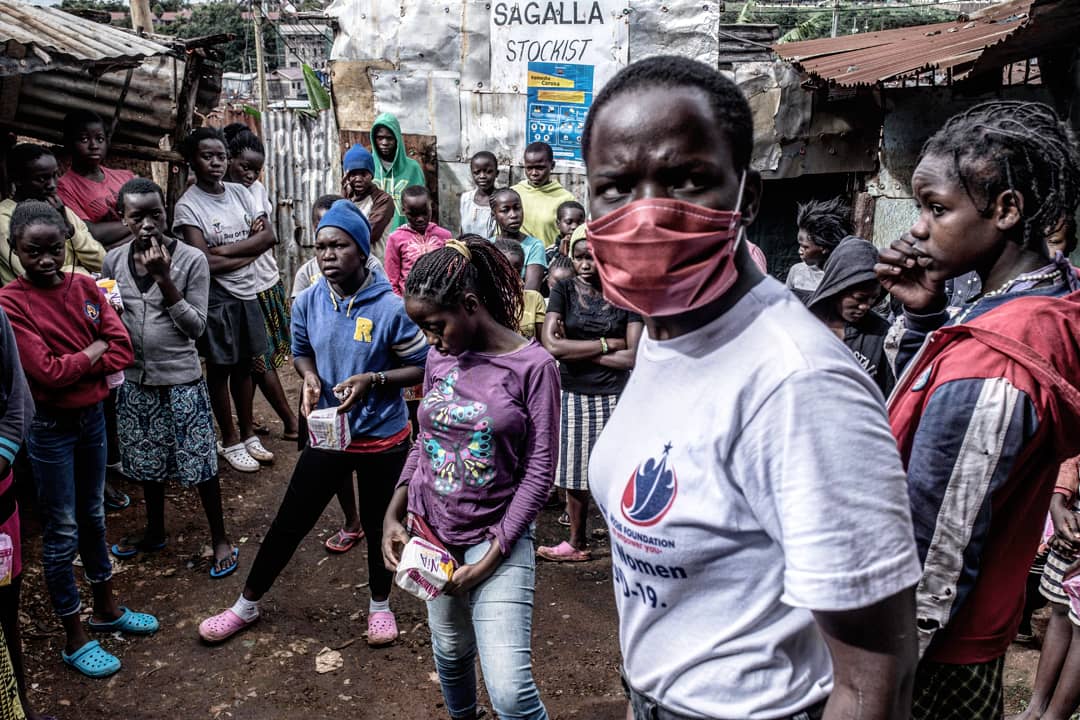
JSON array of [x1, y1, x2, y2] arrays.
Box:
[[334, 373, 375, 414], [442, 562, 496, 596]]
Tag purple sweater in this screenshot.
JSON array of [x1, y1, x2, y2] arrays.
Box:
[[399, 340, 560, 554]]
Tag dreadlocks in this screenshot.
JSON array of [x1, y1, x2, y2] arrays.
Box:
[[920, 100, 1080, 250], [405, 234, 523, 331], [796, 198, 852, 251]]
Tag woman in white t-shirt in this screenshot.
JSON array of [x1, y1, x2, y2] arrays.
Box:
[[579, 56, 922, 720], [223, 125, 299, 444], [173, 127, 275, 474]]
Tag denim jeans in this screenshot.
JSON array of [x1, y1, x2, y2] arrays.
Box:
[[426, 531, 547, 720], [26, 403, 112, 617]]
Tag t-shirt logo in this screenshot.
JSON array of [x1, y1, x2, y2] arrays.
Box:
[[84, 301, 101, 323], [354, 317, 373, 342], [621, 442, 678, 527]]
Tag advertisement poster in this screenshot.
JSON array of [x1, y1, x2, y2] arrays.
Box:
[[526, 62, 593, 163]]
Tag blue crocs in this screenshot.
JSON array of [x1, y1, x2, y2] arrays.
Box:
[[62, 640, 120, 678], [88, 607, 159, 635]]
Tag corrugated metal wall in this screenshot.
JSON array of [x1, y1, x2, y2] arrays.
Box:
[[264, 108, 341, 293]]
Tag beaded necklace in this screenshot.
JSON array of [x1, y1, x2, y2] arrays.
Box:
[[953, 267, 1062, 325]]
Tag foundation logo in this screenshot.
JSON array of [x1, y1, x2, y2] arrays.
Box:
[[83, 301, 100, 323], [620, 443, 677, 527]]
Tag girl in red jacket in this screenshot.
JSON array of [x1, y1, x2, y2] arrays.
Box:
[[0, 201, 158, 679]]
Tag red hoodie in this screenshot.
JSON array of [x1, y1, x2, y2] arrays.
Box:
[[890, 290, 1080, 663], [0, 273, 133, 410]]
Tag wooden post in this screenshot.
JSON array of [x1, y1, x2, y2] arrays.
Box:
[[253, 0, 269, 136], [130, 0, 153, 34]]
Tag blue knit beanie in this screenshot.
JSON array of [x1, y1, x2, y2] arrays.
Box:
[[343, 143, 375, 176], [317, 199, 372, 256]]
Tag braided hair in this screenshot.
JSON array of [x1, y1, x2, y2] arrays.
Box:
[[796, 197, 852, 251], [225, 125, 265, 160], [549, 253, 574, 273], [920, 101, 1080, 250], [405, 234, 523, 331], [9, 200, 66, 246], [179, 127, 226, 163]]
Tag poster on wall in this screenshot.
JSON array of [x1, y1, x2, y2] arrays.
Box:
[[526, 62, 593, 164], [489, 1, 629, 94]]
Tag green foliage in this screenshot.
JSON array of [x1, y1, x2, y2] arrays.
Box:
[[174, 1, 279, 74], [722, 3, 957, 40], [301, 64, 332, 115]]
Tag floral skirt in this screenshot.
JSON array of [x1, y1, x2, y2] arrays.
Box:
[[117, 380, 218, 486], [253, 280, 291, 373]]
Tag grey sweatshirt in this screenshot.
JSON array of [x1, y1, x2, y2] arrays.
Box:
[[102, 239, 209, 386], [0, 307, 33, 466]]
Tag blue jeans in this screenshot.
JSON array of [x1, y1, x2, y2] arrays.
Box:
[[427, 531, 548, 720], [26, 403, 112, 617]]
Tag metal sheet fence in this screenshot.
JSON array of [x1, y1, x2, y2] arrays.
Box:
[[264, 108, 341, 295]]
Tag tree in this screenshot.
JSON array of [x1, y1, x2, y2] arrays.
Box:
[[173, 1, 279, 74], [721, 3, 957, 41]]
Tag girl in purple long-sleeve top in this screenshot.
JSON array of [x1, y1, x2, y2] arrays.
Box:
[[383, 235, 560, 720]]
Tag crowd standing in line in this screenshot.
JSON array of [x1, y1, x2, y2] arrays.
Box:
[[0, 57, 1075, 720]]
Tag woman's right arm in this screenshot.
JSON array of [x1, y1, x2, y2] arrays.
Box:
[[541, 310, 625, 361]]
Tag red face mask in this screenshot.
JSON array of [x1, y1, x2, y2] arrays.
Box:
[[587, 179, 746, 318]]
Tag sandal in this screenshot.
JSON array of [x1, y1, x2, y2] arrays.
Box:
[[199, 608, 257, 643], [209, 547, 240, 579], [252, 422, 271, 436], [557, 511, 570, 527], [219, 443, 260, 473], [62, 639, 120, 678], [282, 430, 300, 442], [325, 528, 364, 554], [104, 487, 131, 512], [367, 610, 398, 647], [537, 541, 592, 563], [111, 536, 168, 559], [88, 606, 159, 635], [243, 436, 275, 464]]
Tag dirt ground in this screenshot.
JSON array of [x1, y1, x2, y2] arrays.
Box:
[[13, 377, 1043, 719]]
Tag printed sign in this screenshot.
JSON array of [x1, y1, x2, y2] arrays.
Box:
[[526, 62, 593, 163], [489, 0, 629, 94]]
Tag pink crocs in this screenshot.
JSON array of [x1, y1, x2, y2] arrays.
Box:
[[367, 610, 398, 647], [199, 608, 258, 644]]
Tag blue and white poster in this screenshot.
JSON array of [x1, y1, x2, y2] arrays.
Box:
[[526, 62, 593, 164]]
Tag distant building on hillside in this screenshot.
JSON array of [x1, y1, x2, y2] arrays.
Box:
[[278, 23, 331, 70]]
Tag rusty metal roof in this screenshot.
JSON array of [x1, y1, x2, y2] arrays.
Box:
[[0, 0, 172, 77], [772, 0, 1077, 88]]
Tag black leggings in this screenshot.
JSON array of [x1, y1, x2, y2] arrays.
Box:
[[245, 445, 405, 599]]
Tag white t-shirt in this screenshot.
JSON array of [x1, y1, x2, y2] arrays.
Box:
[[589, 277, 920, 720], [459, 189, 496, 239], [173, 183, 266, 300], [244, 180, 281, 293]]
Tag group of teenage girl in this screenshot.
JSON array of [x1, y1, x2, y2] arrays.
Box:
[[1, 52, 1079, 720]]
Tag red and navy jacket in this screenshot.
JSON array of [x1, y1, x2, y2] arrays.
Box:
[[890, 277, 1080, 665]]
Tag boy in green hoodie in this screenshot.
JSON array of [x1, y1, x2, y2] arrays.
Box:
[[512, 141, 576, 248], [370, 113, 427, 232]]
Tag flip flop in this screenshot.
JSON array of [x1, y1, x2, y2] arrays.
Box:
[[199, 608, 258, 643], [88, 606, 159, 635], [104, 488, 131, 512], [282, 430, 300, 441], [209, 547, 240, 579], [111, 537, 168, 559], [62, 639, 120, 678], [537, 541, 592, 563], [367, 610, 398, 647], [325, 528, 364, 554]]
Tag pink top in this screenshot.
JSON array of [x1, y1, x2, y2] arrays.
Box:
[[384, 223, 453, 296], [57, 166, 136, 223]]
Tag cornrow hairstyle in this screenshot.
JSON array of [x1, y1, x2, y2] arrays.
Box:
[[524, 141, 554, 162], [226, 127, 265, 160], [556, 200, 585, 219], [549, 253, 574, 273], [179, 127, 226, 163], [489, 187, 521, 210], [582, 55, 754, 172], [9, 200, 66, 247], [796, 198, 852, 251], [920, 100, 1080, 250], [7, 143, 54, 182], [401, 185, 430, 202], [493, 237, 525, 265], [222, 122, 249, 143], [116, 177, 166, 215], [470, 150, 497, 166], [62, 109, 105, 144], [405, 234, 523, 331]]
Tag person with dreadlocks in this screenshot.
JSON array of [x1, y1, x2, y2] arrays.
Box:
[[199, 199, 427, 647], [383, 235, 559, 720], [0, 201, 157, 678], [787, 197, 852, 296], [876, 100, 1080, 720]]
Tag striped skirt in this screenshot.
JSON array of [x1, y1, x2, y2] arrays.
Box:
[[556, 390, 618, 491], [253, 280, 292, 373]]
